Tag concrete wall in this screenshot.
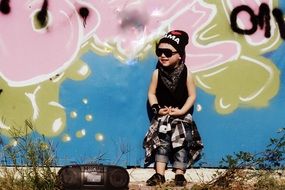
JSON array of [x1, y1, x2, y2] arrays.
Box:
[[0, 0, 284, 167]]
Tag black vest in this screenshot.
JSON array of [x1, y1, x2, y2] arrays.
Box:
[[156, 65, 194, 115]]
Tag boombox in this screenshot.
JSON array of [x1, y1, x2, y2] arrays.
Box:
[[58, 164, 130, 190]]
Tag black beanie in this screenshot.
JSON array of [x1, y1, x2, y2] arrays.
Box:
[[158, 30, 189, 56]]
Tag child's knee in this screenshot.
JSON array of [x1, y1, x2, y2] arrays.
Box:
[[173, 148, 189, 170], [155, 146, 170, 163]]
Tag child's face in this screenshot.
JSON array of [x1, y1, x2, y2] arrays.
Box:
[[156, 43, 182, 68]]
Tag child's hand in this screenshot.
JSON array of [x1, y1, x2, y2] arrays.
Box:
[[158, 106, 170, 115], [169, 107, 184, 116]]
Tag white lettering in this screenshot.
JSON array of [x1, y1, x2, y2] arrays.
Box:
[[174, 38, 180, 44], [164, 34, 180, 44]]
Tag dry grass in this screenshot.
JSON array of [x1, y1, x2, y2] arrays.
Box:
[[0, 120, 61, 190]]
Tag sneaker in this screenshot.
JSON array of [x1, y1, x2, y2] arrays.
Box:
[[174, 174, 187, 186], [146, 173, 166, 186]]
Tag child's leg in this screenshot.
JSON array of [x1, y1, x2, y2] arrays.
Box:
[[156, 161, 167, 175], [172, 147, 189, 171], [146, 134, 171, 186], [172, 147, 189, 186], [175, 168, 184, 174], [146, 159, 167, 186], [155, 146, 169, 175]]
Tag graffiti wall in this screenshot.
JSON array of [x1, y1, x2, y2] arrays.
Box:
[[0, 0, 285, 167]]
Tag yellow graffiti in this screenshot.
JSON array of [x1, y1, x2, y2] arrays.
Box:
[[0, 57, 90, 137], [95, 133, 104, 142], [85, 114, 93, 122], [62, 134, 71, 142], [76, 129, 86, 138], [194, 0, 280, 114], [70, 111, 78, 119]]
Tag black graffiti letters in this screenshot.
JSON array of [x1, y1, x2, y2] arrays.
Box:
[[231, 5, 258, 35], [272, 8, 285, 39], [258, 3, 271, 38], [231, 3, 285, 39]]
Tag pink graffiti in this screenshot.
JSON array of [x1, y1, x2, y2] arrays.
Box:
[[0, 0, 273, 86], [85, 0, 240, 72], [0, 0, 97, 86]]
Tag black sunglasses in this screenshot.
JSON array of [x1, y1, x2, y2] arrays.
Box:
[[155, 48, 178, 58]]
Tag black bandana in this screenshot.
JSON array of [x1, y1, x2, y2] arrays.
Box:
[[158, 63, 185, 93]]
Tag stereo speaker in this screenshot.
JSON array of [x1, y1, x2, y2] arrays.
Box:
[[58, 164, 129, 190]]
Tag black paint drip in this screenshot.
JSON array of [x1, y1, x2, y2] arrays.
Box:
[[0, 0, 10, 14], [79, 7, 89, 28], [36, 0, 48, 27]]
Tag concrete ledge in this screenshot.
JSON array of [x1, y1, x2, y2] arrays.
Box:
[[127, 168, 220, 183], [127, 168, 222, 189]]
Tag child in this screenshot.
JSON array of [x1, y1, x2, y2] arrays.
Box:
[[143, 30, 203, 186]]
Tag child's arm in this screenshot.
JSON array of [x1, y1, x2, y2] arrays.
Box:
[[169, 71, 196, 116], [148, 69, 169, 115], [148, 69, 159, 106]]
